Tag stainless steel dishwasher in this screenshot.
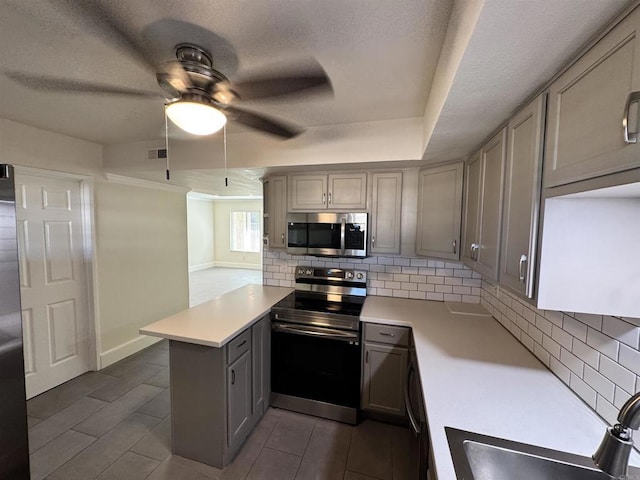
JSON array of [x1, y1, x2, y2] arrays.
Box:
[[406, 348, 430, 479]]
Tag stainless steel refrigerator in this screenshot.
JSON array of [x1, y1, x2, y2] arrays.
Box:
[[0, 164, 30, 479]]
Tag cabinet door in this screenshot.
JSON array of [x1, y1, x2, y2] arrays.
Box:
[[328, 173, 367, 209], [361, 343, 408, 416], [251, 317, 267, 415], [544, 8, 640, 187], [227, 350, 252, 448], [475, 128, 506, 281], [462, 151, 482, 266], [268, 176, 287, 248], [500, 95, 545, 297], [416, 163, 463, 260], [370, 172, 402, 254], [289, 174, 327, 210]]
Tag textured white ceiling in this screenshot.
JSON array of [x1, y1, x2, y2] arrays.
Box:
[[0, 0, 635, 196], [0, 0, 453, 144]]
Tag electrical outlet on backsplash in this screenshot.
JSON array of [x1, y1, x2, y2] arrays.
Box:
[[480, 278, 640, 429], [263, 250, 482, 303]]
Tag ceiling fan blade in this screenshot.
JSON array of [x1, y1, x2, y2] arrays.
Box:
[[6, 72, 162, 98], [156, 61, 193, 97], [232, 62, 332, 100], [48, 0, 156, 72], [224, 105, 303, 139]]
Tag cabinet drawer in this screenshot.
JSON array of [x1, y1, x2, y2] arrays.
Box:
[[226, 329, 251, 365], [364, 323, 410, 347]]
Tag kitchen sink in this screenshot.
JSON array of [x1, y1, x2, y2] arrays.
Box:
[[445, 427, 640, 480]]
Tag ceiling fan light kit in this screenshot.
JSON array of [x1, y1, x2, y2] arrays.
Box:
[[165, 96, 227, 136]]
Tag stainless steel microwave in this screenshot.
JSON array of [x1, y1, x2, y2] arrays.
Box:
[[287, 212, 368, 257]]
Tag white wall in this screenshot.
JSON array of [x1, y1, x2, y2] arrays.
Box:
[[95, 179, 189, 361], [187, 196, 216, 271], [0, 117, 191, 369], [214, 199, 263, 269], [102, 117, 425, 173]]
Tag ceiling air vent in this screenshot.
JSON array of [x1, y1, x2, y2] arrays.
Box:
[[147, 148, 167, 160]]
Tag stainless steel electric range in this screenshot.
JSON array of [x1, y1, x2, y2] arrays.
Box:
[[270, 266, 367, 424]]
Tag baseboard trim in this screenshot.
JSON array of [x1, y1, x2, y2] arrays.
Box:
[[100, 335, 162, 369], [213, 262, 262, 270], [189, 262, 216, 273]]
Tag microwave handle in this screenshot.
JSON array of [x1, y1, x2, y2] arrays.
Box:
[[340, 218, 346, 254]]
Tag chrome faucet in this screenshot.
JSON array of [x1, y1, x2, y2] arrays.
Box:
[[593, 392, 640, 478]]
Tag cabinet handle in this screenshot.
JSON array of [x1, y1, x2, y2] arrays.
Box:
[[237, 340, 247, 348], [322, 192, 326, 204], [453, 239, 457, 254], [470, 243, 478, 260], [365, 350, 369, 363], [518, 254, 528, 283], [231, 370, 236, 385], [371, 235, 376, 246], [328, 192, 332, 204], [379, 332, 395, 337], [281, 233, 285, 242], [623, 91, 640, 144]]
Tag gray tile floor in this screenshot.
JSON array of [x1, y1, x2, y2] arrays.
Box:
[[189, 267, 263, 307], [27, 340, 412, 480]]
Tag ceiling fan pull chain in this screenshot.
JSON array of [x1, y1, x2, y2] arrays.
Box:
[[224, 124, 228, 187], [164, 105, 171, 180]]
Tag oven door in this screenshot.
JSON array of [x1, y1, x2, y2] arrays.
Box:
[[271, 322, 361, 409]]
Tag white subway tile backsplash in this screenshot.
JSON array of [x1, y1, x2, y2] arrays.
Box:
[[596, 395, 619, 426], [560, 348, 584, 376], [583, 365, 615, 402], [550, 357, 571, 384], [602, 316, 640, 349], [551, 325, 573, 350], [535, 315, 553, 336], [562, 315, 587, 343], [545, 310, 563, 327], [426, 292, 444, 301], [619, 344, 640, 376], [586, 328, 619, 360], [574, 313, 603, 331], [410, 258, 427, 267], [479, 280, 640, 432], [570, 374, 597, 409], [599, 355, 636, 394], [571, 339, 600, 370], [542, 334, 561, 359]]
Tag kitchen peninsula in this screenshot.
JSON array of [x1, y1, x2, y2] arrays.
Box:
[[140, 284, 292, 468]]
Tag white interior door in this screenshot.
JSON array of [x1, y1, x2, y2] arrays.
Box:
[[15, 173, 90, 399]]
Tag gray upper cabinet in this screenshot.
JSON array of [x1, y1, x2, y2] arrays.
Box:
[[416, 163, 463, 261], [289, 173, 367, 211], [500, 95, 545, 298], [265, 175, 287, 249], [370, 172, 402, 255], [462, 128, 506, 281], [544, 7, 640, 188]]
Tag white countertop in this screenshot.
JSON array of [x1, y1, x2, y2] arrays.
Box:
[[360, 296, 640, 479], [139, 284, 292, 348]]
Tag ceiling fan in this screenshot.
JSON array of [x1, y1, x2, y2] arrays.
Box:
[[6, 3, 332, 139]]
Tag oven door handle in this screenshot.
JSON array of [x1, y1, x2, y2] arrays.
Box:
[[340, 218, 346, 254], [272, 322, 359, 342]]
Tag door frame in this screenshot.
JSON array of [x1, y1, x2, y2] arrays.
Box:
[[14, 166, 100, 372]]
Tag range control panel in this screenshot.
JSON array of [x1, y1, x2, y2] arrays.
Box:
[[295, 266, 367, 283]]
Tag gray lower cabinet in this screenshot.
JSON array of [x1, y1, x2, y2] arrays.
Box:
[[227, 349, 252, 449], [169, 314, 269, 468], [361, 323, 410, 417]]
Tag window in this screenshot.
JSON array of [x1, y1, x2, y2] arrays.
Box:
[[230, 211, 261, 252]]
